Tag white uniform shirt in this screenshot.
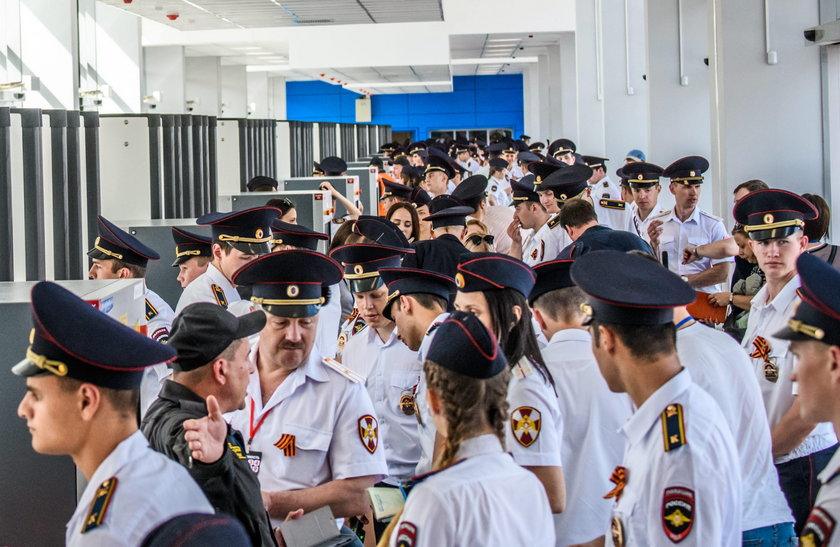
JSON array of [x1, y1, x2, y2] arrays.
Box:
[[506, 359, 563, 468], [653, 207, 731, 292], [546, 214, 572, 259], [509, 163, 525, 181], [139, 287, 175, 416], [391, 434, 555, 547], [801, 449, 840, 546], [610, 370, 741, 546], [488, 176, 512, 207], [631, 200, 669, 240], [678, 321, 793, 530], [590, 178, 634, 232], [521, 221, 561, 266], [342, 325, 422, 484], [315, 283, 341, 360], [479, 206, 515, 255], [544, 329, 634, 545], [227, 345, 388, 527], [742, 275, 837, 463], [175, 263, 246, 316], [66, 431, 212, 546], [414, 313, 449, 475]]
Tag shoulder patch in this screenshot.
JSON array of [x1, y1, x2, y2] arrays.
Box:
[[211, 284, 228, 308], [801, 506, 836, 546], [396, 521, 418, 547], [603, 180, 610, 188], [511, 406, 542, 447], [144, 298, 159, 321], [322, 357, 365, 383], [150, 327, 169, 343], [662, 486, 694, 542], [358, 414, 379, 454], [548, 214, 563, 229], [652, 209, 672, 220], [352, 316, 367, 336], [661, 404, 686, 451], [82, 477, 118, 533], [599, 198, 626, 210]]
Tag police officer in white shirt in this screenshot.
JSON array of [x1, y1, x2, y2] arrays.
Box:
[[13, 282, 212, 547], [548, 138, 577, 166], [735, 189, 838, 534], [329, 243, 421, 495], [86, 215, 176, 414], [672, 291, 795, 544], [571, 251, 742, 546], [646, 156, 731, 293], [175, 207, 278, 316], [227, 250, 388, 539], [380, 267, 456, 478], [530, 259, 634, 545], [775, 253, 840, 546], [171, 227, 212, 289], [622, 162, 669, 238], [452, 174, 515, 255], [508, 181, 563, 266], [422, 155, 456, 198], [454, 253, 566, 515], [453, 141, 480, 175], [386, 311, 555, 547], [582, 156, 635, 231], [269, 219, 341, 361]]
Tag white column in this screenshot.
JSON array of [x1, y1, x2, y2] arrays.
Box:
[[93, 2, 142, 113], [574, 0, 606, 154], [522, 63, 541, 140], [143, 46, 185, 114], [268, 75, 287, 120], [19, 0, 79, 109], [247, 71, 269, 118], [220, 64, 247, 118], [185, 56, 221, 116]]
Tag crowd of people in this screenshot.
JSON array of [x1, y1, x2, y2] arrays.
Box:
[[12, 134, 840, 547]]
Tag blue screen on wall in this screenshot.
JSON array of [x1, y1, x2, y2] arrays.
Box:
[[286, 74, 524, 140]]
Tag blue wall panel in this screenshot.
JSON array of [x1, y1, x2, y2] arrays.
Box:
[[286, 74, 524, 140]]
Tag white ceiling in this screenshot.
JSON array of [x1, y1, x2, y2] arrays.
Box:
[[450, 32, 565, 76], [98, 0, 444, 30]]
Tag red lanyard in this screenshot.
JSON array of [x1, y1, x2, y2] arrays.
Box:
[[248, 398, 275, 448]]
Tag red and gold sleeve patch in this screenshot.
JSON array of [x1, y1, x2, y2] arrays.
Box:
[[511, 406, 542, 447], [661, 486, 694, 543], [396, 521, 417, 547], [358, 414, 379, 454], [801, 506, 836, 546]]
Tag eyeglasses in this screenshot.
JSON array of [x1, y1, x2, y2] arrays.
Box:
[[466, 234, 495, 246]]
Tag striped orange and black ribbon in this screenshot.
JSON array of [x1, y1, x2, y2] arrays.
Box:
[[604, 466, 628, 501], [274, 434, 296, 457]]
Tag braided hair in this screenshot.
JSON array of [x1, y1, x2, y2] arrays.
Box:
[[424, 360, 510, 470]]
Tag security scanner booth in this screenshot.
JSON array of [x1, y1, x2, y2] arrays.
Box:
[[98, 114, 218, 221], [217, 117, 277, 192], [216, 189, 333, 249], [0, 279, 146, 546], [1, 107, 98, 283], [116, 219, 213, 309], [281, 176, 361, 221], [346, 166, 379, 218]]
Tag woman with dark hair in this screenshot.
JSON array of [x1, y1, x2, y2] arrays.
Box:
[[452, 252, 566, 517], [382, 311, 555, 546], [265, 197, 297, 223], [385, 202, 420, 243], [802, 193, 840, 270]]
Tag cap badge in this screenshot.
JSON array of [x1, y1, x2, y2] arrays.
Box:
[[255, 228, 264, 239], [353, 264, 364, 275], [637, 174, 643, 180], [763, 213, 775, 224], [286, 285, 299, 298], [689, 170, 695, 177], [560, 194, 567, 200], [454, 272, 465, 289]]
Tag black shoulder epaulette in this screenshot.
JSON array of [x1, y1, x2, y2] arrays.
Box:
[[145, 298, 159, 321], [548, 215, 563, 229], [211, 284, 228, 308], [82, 477, 118, 533], [661, 404, 686, 452], [599, 199, 626, 211]]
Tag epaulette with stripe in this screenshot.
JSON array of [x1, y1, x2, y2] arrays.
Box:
[[322, 356, 365, 383], [651, 210, 672, 221], [513, 359, 534, 379], [661, 404, 686, 452], [82, 477, 118, 533], [145, 298, 159, 321], [599, 199, 626, 211], [548, 215, 563, 229], [211, 284, 228, 308]]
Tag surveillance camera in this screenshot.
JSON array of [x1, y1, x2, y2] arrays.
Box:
[[803, 29, 817, 42]]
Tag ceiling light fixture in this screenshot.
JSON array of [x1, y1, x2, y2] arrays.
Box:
[[451, 56, 538, 65], [346, 80, 451, 89]]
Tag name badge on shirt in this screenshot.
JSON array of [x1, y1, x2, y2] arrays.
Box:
[[247, 451, 262, 475]]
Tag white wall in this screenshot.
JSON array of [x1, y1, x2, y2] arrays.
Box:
[[93, 2, 142, 113], [143, 46, 185, 114], [220, 64, 247, 117], [247, 71, 269, 118], [19, 0, 78, 109], [185, 56, 220, 116], [268, 75, 287, 119]]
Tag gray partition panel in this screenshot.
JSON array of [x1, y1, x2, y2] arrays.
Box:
[[282, 176, 353, 217], [208, 117, 218, 212], [147, 114, 163, 219], [347, 167, 378, 218], [0, 279, 144, 546], [81, 112, 101, 248], [12, 108, 45, 280], [180, 115, 194, 217], [162, 115, 177, 218], [0, 108, 12, 281], [45, 110, 70, 280], [66, 111, 84, 279], [219, 191, 330, 244], [123, 219, 212, 309]]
